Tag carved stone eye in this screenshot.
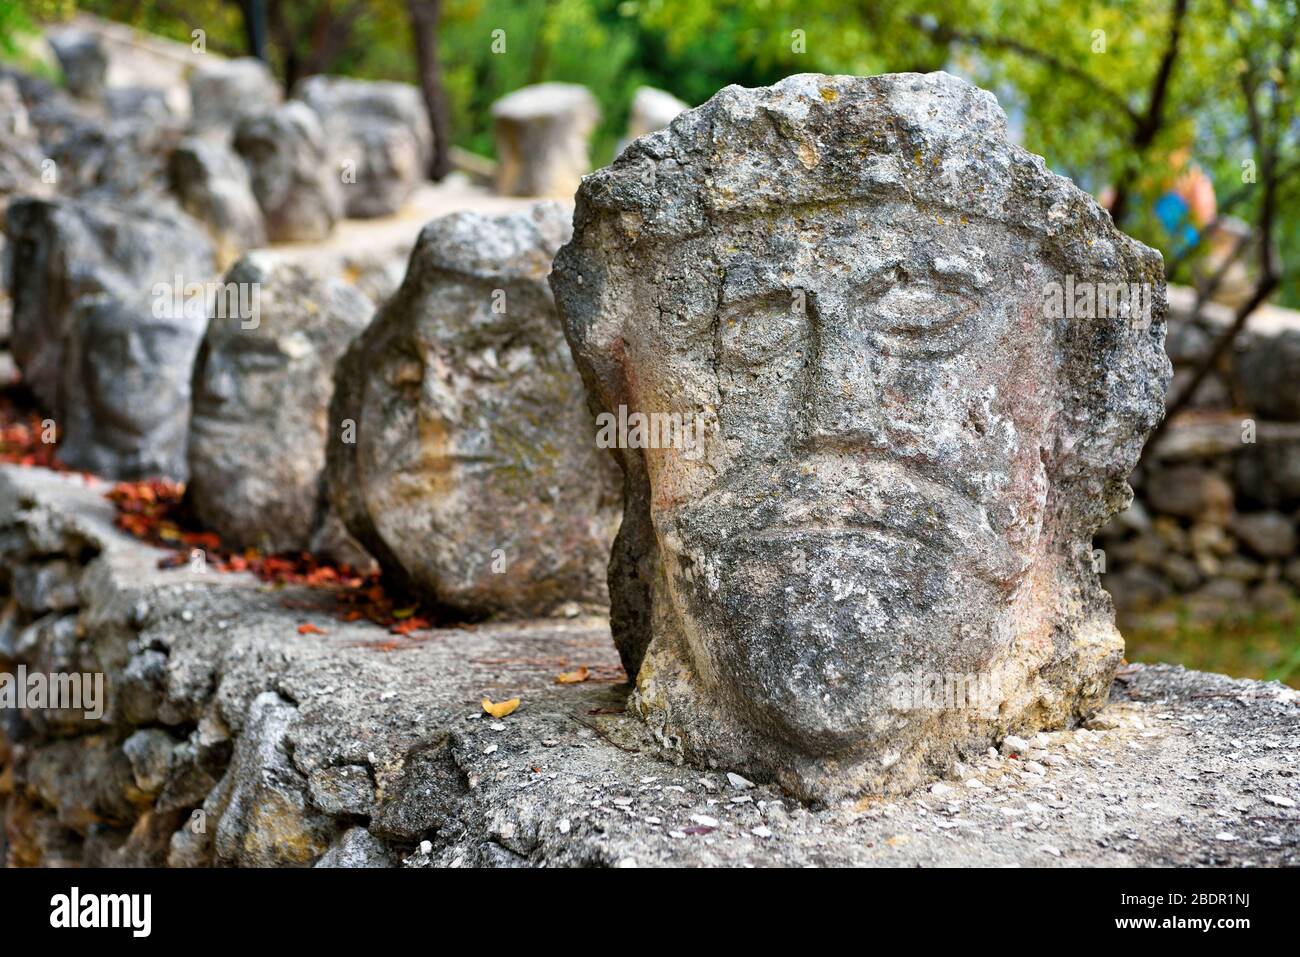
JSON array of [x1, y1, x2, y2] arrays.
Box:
[[851, 265, 985, 359], [716, 291, 810, 370], [866, 283, 974, 337]]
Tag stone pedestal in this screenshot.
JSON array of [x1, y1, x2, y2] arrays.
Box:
[[491, 83, 598, 199]]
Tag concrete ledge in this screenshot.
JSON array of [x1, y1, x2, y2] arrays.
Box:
[[1, 464, 1296, 867]]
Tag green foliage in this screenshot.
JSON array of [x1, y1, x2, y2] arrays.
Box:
[[1124, 598, 1300, 688], [439, 0, 646, 164], [0, 0, 63, 78], [0, 1, 37, 58], [638, 0, 1298, 305], [48, 0, 243, 54]]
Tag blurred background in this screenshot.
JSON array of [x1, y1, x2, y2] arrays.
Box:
[[1, 0, 1297, 684]]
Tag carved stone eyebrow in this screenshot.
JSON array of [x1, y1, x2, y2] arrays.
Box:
[[717, 270, 795, 309], [931, 254, 992, 288]]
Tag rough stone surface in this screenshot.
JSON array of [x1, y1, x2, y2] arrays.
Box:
[[293, 75, 431, 218], [491, 83, 599, 199], [187, 253, 374, 555], [48, 109, 184, 198], [0, 77, 47, 347], [552, 72, 1172, 800], [103, 86, 175, 124], [0, 77, 47, 208], [233, 102, 341, 242], [169, 135, 267, 270], [327, 203, 620, 617], [0, 465, 1294, 868], [5, 194, 215, 479], [315, 827, 394, 868], [187, 58, 281, 136]]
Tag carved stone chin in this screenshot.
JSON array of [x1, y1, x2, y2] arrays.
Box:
[[551, 72, 1172, 800]]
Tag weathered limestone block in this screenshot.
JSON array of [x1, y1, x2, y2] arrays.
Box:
[[327, 203, 620, 617], [187, 57, 282, 136], [184, 691, 335, 867], [1234, 327, 1300, 421], [5, 194, 215, 476], [315, 827, 395, 868], [7, 67, 89, 156], [491, 83, 599, 199], [49, 112, 185, 198], [0, 77, 47, 346], [0, 77, 45, 203], [103, 86, 175, 124], [169, 135, 267, 270], [552, 72, 1172, 800], [187, 253, 373, 555], [233, 102, 341, 242], [293, 75, 431, 217]]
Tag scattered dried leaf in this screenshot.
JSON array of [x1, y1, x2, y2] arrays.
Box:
[[555, 666, 590, 684], [482, 697, 520, 718]]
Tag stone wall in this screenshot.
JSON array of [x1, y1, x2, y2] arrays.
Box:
[[1, 465, 1295, 867], [1100, 285, 1300, 619]]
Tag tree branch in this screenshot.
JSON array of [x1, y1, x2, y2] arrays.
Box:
[[1108, 0, 1190, 225], [905, 14, 1140, 127]]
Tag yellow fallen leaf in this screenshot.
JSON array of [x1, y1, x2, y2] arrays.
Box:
[[884, 834, 910, 847], [482, 697, 520, 718], [555, 666, 590, 685]]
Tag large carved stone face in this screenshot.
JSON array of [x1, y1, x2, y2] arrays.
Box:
[[554, 72, 1170, 796], [622, 201, 1056, 748]]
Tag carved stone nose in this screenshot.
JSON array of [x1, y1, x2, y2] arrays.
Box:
[[801, 321, 890, 448]]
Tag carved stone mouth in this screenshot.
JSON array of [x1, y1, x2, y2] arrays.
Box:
[[726, 520, 1020, 588], [673, 455, 1025, 587]]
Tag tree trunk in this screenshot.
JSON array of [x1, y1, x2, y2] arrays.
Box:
[[237, 0, 269, 61], [267, 0, 301, 94], [408, 0, 453, 181]]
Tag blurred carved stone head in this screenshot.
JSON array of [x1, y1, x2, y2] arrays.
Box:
[[328, 203, 621, 619]]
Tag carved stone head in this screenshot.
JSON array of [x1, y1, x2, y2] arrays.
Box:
[[328, 203, 621, 618], [552, 73, 1170, 799]]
